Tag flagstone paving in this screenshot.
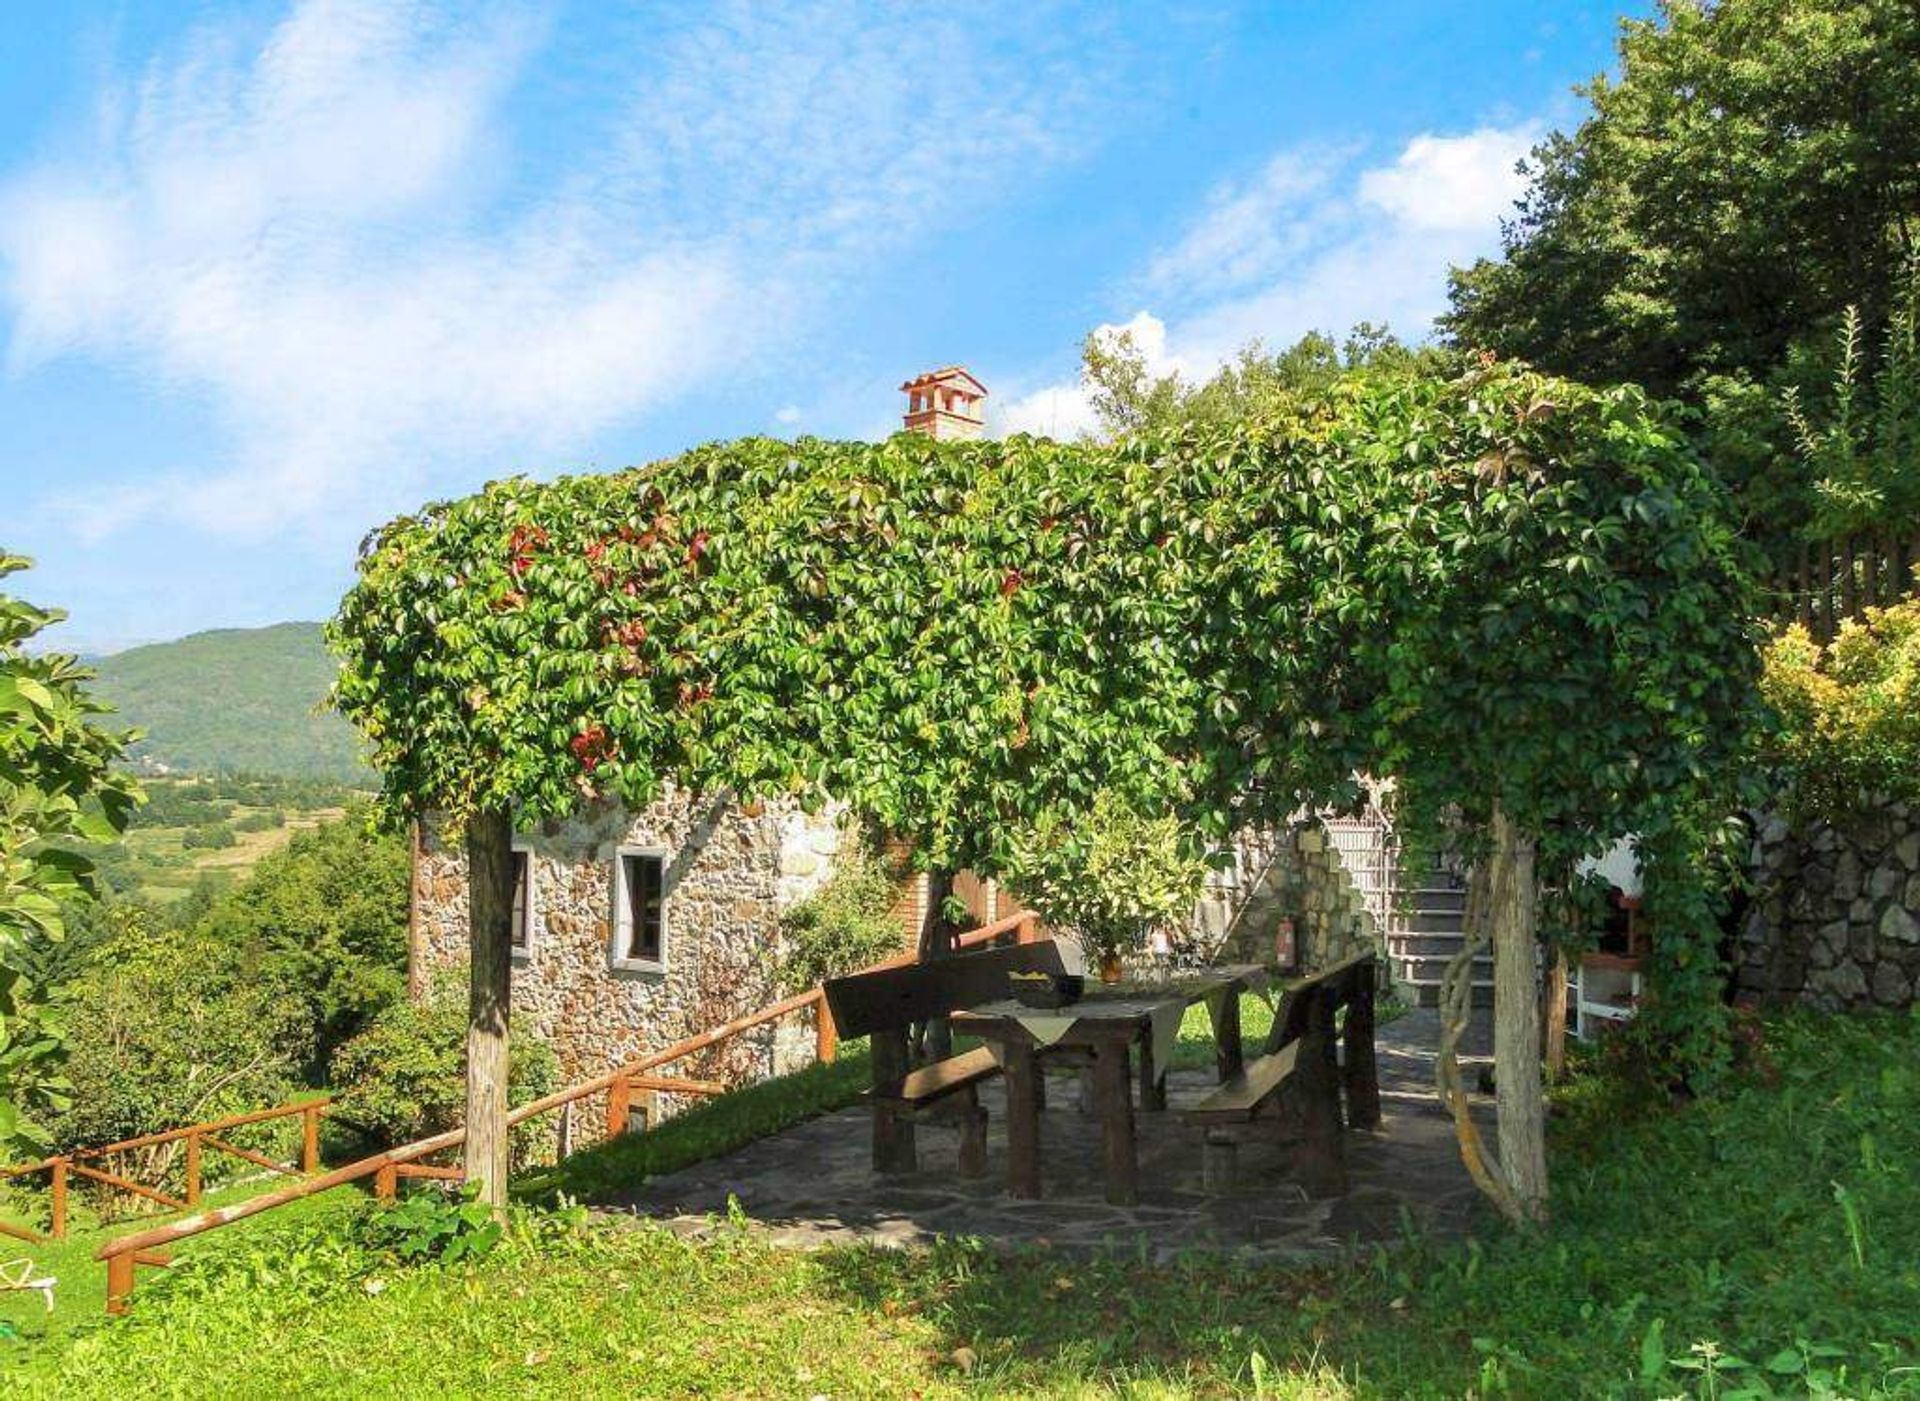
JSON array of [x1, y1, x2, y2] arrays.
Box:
[[601, 1009, 1495, 1263]]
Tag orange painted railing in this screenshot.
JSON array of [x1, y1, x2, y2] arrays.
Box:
[[0, 1097, 330, 1245], [93, 909, 1040, 1313]]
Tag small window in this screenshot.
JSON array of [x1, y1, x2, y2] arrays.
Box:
[[510, 843, 535, 957], [612, 849, 667, 971]]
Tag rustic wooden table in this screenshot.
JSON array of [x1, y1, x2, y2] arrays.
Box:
[[953, 964, 1268, 1206]]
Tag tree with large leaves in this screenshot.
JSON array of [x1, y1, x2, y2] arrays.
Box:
[[0, 554, 142, 1154]]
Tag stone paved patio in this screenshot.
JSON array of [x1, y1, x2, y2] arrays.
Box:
[[601, 1008, 1494, 1264]]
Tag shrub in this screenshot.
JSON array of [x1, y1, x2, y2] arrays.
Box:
[[1003, 791, 1209, 969], [330, 980, 556, 1160], [57, 906, 312, 1165], [1759, 598, 1920, 819], [195, 811, 409, 1074], [180, 822, 237, 850], [775, 828, 906, 992]]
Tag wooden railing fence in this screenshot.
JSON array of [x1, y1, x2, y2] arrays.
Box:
[[1776, 529, 1920, 640], [92, 909, 1040, 1314], [0, 1098, 329, 1245]]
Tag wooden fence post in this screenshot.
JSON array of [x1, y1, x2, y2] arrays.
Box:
[[105, 1252, 134, 1316], [184, 1133, 202, 1208], [301, 1105, 321, 1174], [606, 1076, 632, 1137], [49, 1159, 67, 1239], [814, 994, 838, 1065]]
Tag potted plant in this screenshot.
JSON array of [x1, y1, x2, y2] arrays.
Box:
[[1005, 792, 1209, 983]]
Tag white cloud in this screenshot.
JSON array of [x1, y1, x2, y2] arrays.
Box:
[[1, 0, 1099, 540], [773, 404, 803, 427], [1356, 126, 1537, 232], [998, 310, 1188, 440], [1000, 122, 1539, 439], [1140, 148, 1351, 302]]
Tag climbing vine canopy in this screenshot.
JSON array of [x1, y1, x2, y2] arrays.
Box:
[[331, 361, 1758, 904]]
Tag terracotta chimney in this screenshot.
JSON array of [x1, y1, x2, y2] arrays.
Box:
[[900, 366, 987, 441]]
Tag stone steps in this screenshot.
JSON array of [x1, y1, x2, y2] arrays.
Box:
[[1392, 885, 1490, 1008]]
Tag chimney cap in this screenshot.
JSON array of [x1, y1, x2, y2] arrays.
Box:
[[899, 365, 988, 398]]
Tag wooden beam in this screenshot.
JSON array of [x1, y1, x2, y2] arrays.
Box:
[[68, 1161, 186, 1210]]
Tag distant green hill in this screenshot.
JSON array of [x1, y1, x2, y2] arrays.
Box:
[[89, 622, 371, 783]]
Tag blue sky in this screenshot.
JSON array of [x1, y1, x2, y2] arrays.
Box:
[[1, 1, 1642, 651]]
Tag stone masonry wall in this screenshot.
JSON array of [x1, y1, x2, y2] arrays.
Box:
[[1196, 822, 1385, 975], [1737, 801, 1920, 1011], [414, 790, 843, 1122]]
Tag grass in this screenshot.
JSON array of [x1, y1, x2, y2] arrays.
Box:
[[11, 1008, 1918, 1395]]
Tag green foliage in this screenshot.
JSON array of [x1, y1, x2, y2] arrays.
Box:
[[1003, 790, 1209, 963], [774, 827, 906, 993], [354, 1184, 506, 1265], [1445, 0, 1920, 398], [330, 980, 555, 1153], [332, 360, 1760, 1079], [1444, 0, 1920, 559], [89, 621, 371, 783], [194, 811, 410, 1072], [1081, 323, 1445, 441], [1784, 262, 1920, 538], [16, 1012, 1918, 1396], [56, 904, 312, 1153], [0, 554, 141, 1154], [180, 821, 237, 850], [1760, 599, 1920, 820]]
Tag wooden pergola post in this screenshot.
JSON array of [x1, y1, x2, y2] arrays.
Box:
[[466, 808, 515, 1211]]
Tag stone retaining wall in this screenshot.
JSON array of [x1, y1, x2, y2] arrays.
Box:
[[1737, 801, 1920, 1011]]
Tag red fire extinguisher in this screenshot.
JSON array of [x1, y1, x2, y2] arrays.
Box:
[[1275, 917, 1296, 970]]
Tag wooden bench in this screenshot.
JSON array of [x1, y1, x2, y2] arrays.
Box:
[[1184, 952, 1380, 1197], [822, 940, 1072, 1176]]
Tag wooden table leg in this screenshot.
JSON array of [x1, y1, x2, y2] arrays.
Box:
[[1344, 986, 1381, 1129], [1136, 1029, 1166, 1111], [872, 1029, 916, 1173], [1093, 1037, 1138, 1207], [1003, 1042, 1042, 1200], [1211, 990, 1244, 1082]]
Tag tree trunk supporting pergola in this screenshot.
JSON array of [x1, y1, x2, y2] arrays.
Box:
[[1435, 802, 1550, 1226], [465, 808, 515, 1210]]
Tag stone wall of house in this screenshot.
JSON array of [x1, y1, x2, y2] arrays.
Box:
[[413, 790, 843, 1126], [1737, 802, 1920, 1011]]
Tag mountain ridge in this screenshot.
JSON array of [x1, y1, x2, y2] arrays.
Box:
[[88, 621, 371, 783]]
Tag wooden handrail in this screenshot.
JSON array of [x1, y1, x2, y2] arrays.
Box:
[[0, 1095, 334, 1242], [71, 1097, 332, 1163], [101, 1128, 465, 1265], [96, 914, 1051, 1313]]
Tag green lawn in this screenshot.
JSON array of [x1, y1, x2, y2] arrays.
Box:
[[10, 1008, 1919, 1396]]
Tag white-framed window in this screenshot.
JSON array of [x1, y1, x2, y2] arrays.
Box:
[[510, 838, 537, 959], [610, 846, 668, 972]]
